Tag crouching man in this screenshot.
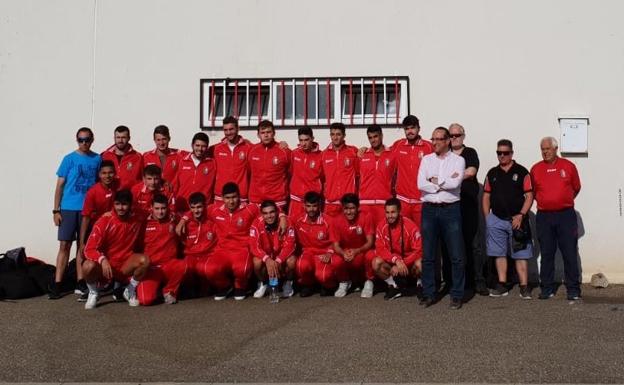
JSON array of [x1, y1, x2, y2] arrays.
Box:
[[82, 190, 150, 309], [249, 200, 297, 298]]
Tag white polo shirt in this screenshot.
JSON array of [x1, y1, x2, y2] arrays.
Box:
[[417, 150, 465, 204]]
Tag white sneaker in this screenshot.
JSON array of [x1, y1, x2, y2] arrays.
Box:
[[334, 281, 352, 298], [123, 286, 139, 307], [253, 282, 268, 298], [84, 292, 99, 310], [163, 292, 177, 305], [281, 280, 294, 298], [361, 280, 374, 298]]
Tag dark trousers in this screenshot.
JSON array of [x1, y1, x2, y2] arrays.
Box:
[[422, 202, 465, 300], [460, 197, 486, 287], [536, 208, 580, 296]]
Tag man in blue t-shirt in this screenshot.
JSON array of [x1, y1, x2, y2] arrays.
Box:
[[50, 127, 101, 299]]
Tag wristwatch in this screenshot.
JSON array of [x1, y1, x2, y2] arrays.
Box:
[[52, 209, 61, 214]]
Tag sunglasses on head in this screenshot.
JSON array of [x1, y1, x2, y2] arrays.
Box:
[[496, 151, 512, 156], [77, 137, 92, 143]]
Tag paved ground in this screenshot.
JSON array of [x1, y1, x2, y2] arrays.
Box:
[[1, 284, 623, 384]]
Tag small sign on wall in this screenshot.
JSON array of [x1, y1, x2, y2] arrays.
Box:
[[559, 117, 588, 154]]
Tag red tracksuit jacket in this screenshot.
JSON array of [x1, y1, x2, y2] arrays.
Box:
[[181, 213, 218, 258], [289, 144, 324, 200], [248, 141, 291, 205], [330, 212, 375, 250], [359, 147, 396, 203], [82, 181, 118, 221], [142, 148, 183, 184], [375, 216, 423, 264], [211, 136, 253, 199], [294, 214, 335, 256], [321, 144, 359, 203], [84, 211, 144, 268], [391, 138, 433, 203], [101, 144, 144, 190], [140, 215, 179, 265], [248, 216, 296, 263], [130, 182, 176, 216], [173, 153, 216, 211], [205, 202, 260, 251]]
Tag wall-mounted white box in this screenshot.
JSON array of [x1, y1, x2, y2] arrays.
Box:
[[559, 117, 589, 154]]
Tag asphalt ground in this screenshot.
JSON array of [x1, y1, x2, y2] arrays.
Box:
[[1, 284, 623, 384]]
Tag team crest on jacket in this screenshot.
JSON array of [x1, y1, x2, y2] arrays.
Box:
[[236, 217, 244, 227], [355, 226, 363, 235], [272, 156, 279, 165], [239, 152, 246, 160], [169, 224, 175, 233], [418, 151, 424, 159], [344, 158, 351, 167], [560, 169, 566, 178], [385, 159, 390, 167], [317, 231, 325, 240], [171, 160, 177, 169], [309, 160, 316, 168], [203, 167, 209, 175], [127, 162, 133, 170], [512, 173, 518, 181], [206, 232, 214, 241]]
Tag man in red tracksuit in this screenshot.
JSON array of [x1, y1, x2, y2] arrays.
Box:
[[331, 193, 376, 298], [249, 200, 297, 298], [173, 132, 216, 212], [82, 190, 150, 309], [372, 198, 423, 300], [359, 125, 396, 225], [294, 191, 346, 297], [131, 165, 175, 216], [137, 194, 186, 305], [101, 125, 143, 190], [176, 192, 219, 297], [391, 115, 433, 225], [321, 122, 359, 218], [248, 120, 291, 210], [211, 116, 253, 202], [142, 125, 182, 184], [289, 126, 323, 221]]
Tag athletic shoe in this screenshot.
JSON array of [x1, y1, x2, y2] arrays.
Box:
[[449, 297, 462, 310], [77, 291, 89, 302], [163, 292, 177, 305], [47, 282, 61, 300], [233, 288, 246, 301], [334, 281, 352, 298], [281, 280, 294, 298], [475, 281, 490, 296], [538, 291, 555, 300], [489, 283, 509, 297], [84, 292, 99, 310], [299, 286, 314, 298], [419, 297, 434, 307], [319, 286, 333, 297], [112, 286, 125, 302], [567, 294, 582, 301], [214, 288, 232, 301], [519, 285, 532, 300], [384, 285, 402, 300], [361, 280, 374, 298], [74, 280, 88, 296], [123, 286, 139, 307], [253, 282, 268, 298]]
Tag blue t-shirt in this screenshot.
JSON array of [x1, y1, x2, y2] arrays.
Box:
[[56, 151, 101, 210]]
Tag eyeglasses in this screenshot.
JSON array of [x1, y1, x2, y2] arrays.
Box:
[[449, 134, 463, 139], [77, 137, 93, 144], [496, 151, 512, 156], [431, 137, 448, 142]]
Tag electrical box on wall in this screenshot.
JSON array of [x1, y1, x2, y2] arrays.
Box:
[[559, 116, 589, 155]]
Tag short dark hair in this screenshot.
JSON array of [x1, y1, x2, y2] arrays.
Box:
[[385, 198, 401, 211], [433, 126, 450, 139], [114, 189, 133, 205], [152, 193, 169, 206], [402, 115, 420, 128], [153, 125, 170, 139], [497, 139, 513, 149], [192, 132, 209, 145], [223, 116, 239, 126], [222, 182, 240, 196], [260, 200, 278, 211], [329, 122, 346, 135], [76, 127, 94, 139], [100, 160, 115, 171], [188, 192, 206, 206], [366, 125, 382, 135], [304, 191, 322, 205], [298, 126, 314, 137], [114, 125, 130, 135], [143, 164, 162, 177], [340, 193, 359, 207], [258, 120, 274, 132]]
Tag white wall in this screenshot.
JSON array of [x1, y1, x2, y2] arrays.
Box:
[[1, 0, 623, 281]]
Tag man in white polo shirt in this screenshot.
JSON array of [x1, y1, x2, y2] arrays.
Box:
[[417, 126, 466, 309]]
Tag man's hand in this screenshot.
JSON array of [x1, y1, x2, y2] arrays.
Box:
[[278, 215, 288, 236], [266, 258, 279, 278], [429, 177, 439, 185], [395, 260, 409, 277], [279, 141, 290, 150], [101, 258, 113, 280], [53, 212, 62, 226], [319, 254, 331, 264], [175, 220, 186, 236], [451, 172, 459, 178], [357, 147, 368, 158], [511, 214, 523, 230], [343, 249, 355, 262]]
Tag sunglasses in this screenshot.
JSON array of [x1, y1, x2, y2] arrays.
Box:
[[449, 134, 463, 139], [496, 151, 512, 156], [77, 137, 93, 143]]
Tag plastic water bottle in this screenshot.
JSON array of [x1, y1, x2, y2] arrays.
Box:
[[269, 277, 279, 304]]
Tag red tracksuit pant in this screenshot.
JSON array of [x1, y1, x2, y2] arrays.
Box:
[[342, 250, 376, 283], [137, 259, 187, 305], [296, 251, 347, 289], [359, 204, 386, 226], [197, 247, 252, 291]]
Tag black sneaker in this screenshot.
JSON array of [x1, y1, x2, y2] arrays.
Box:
[[567, 294, 582, 301], [519, 285, 532, 300], [47, 282, 61, 300], [384, 285, 402, 300], [475, 281, 490, 296], [74, 280, 88, 296], [112, 286, 125, 302], [449, 298, 462, 310], [77, 291, 89, 302], [538, 291, 554, 300], [419, 297, 434, 307], [299, 286, 314, 298], [489, 283, 509, 297], [319, 287, 334, 297]]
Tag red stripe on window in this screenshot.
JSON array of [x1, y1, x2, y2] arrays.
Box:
[[395, 78, 399, 124], [349, 78, 353, 126], [304, 79, 308, 126], [257, 81, 262, 122], [372, 79, 377, 125], [210, 80, 216, 128], [234, 81, 239, 119], [281, 80, 285, 127], [326, 79, 330, 125]]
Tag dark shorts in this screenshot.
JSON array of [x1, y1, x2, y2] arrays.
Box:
[[57, 210, 82, 242]]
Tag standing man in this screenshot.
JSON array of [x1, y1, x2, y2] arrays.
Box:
[[372, 198, 423, 300], [322, 122, 359, 218], [417, 126, 466, 309], [211, 116, 253, 202], [143, 125, 181, 184], [359, 125, 396, 225], [248, 120, 291, 211], [531, 137, 582, 301], [101, 125, 143, 190], [392, 115, 434, 225], [449, 123, 488, 295], [50, 127, 101, 299], [289, 126, 323, 220], [483, 139, 534, 299], [173, 132, 216, 212]]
